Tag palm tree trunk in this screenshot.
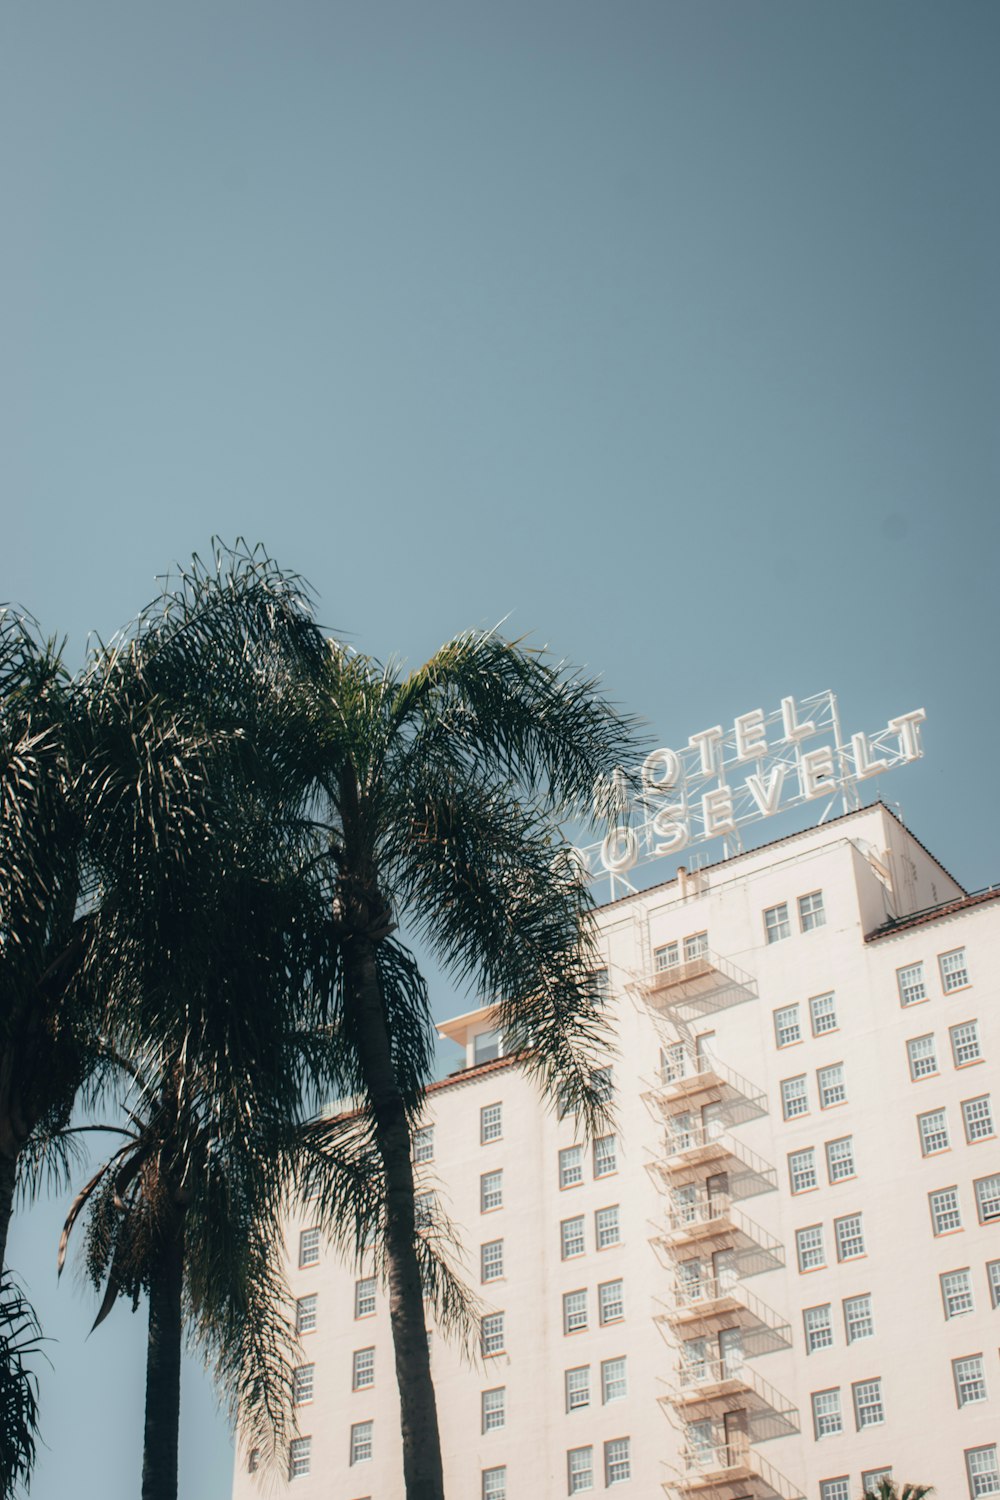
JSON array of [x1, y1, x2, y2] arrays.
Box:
[[141, 1213, 185, 1500], [347, 933, 445, 1500], [0, 1147, 17, 1272]]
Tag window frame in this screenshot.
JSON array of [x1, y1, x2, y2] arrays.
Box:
[[604, 1436, 631, 1486], [811, 1387, 843, 1438], [843, 1293, 875, 1344], [825, 1136, 855, 1183], [601, 1356, 628, 1404], [594, 1134, 617, 1177], [852, 1377, 885, 1429], [817, 1062, 847, 1109], [561, 1215, 586, 1260], [918, 1108, 950, 1156], [480, 1169, 503, 1213], [773, 1004, 802, 1048], [896, 962, 927, 1007], [962, 1095, 995, 1144], [595, 1204, 621, 1250], [834, 1212, 865, 1262], [298, 1226, 321, 1268], [563, 1289, 588, 1335], [412, 1125, 434, 1163], [598, 1278, 625, 1325], [789, 1147, 818, 1194], [349, 1420, 374, 1465], [295, 1293, 318, 1334], [939, 947, 970, 992], [354, 1277, 376, 1319], [352, 1346, 375, 1391], [764, 902, 791, 944], [930, 1185, 963, 1235], [796, 1223, 825, 1272], [940, 1268, 974, 1319], [907, 1033, 938, 1080], [481, 1385, 506, 1432], [798, 890, 826, 932], [810, 992, 838, 1035], [480, 1102, 503, 1144], [781, 1075, 809, 1120], [950, 1020, 982, 1067], [481, 1311, 505, 1357], [567, 1445, 594, 1494], [803, 1303, 834, 1353], [289, 1435, 312, 1479], [953, 1354, 988, 1407], [559, 1145, 584, 1190], [974, 1173, 1000, 1224], [481, 1238, 504, 1283], [565, 1365, 590, 1412]]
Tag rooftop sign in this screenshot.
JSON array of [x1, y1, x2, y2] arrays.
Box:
[[574, 691, 925, 886]]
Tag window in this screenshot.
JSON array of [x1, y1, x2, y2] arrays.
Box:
[[604, 1437, 631, 1485], [781, 1076, 809, 1119], [591, 1066, 613, 1103], [350, 1421, 373, 1464], [803, 1304, 833, 1352], [596, 1205, 621, 1249], [835, 1213, 865, 1261], [594, 1135, 617, 1177], [412, 1126, 434, 1163], [897, 963, 926, 1006], [820, 1482, 851, 1500], [818, 1064, 846, 1108], [299, 1227, 320, 1267], [966, 1447, 1000, 1498], [565, 1365, 590, 1411], [481, 1239, 504, 1282], [561, 1216, 585, 1259], [988, 1260, 1000, 1308], [681, 1336, 707, 1381], [863, 1471, 893, 1496], [930, 1187, 962, 1235], [812, 1388, 843, 1437], [480, 1170, 503, 1212], [346, 1343, 375, 1390], [559, 1146, 584, 1188], [414, 1190, 435, 1229], [954, 1354, 988, 1406], [602, 1356, 628, 1403], [354, 1277, 376, 1318], [590, 966, 611, 998], [940, 947, 970, 992], [563, 1290, 588, 1334], [951, 1021, 982, 1067], [654, 940, 679, 971], [975, 1173, 1000, 1223], [599, 1279, 625, 1324], [798, 891, 826, 931], [481, 1312, 505, 1356], [568, 1446, 594, 1493], [853, 1378, 884, 1428], [963, 1096, 995, 1143], [941, 1269, 974, 1319], [482, 1386, 506, 1431], [919, 1109, 950, 1155], [843, 1293, 875, 1343], [764, 903, 790, 943], [480, 1102, 503, 1143], [289, 1436, 311, 1479], [474, 1028, 501, 1064], [293, 1363, 315, 1404], [685, 930, 709, 960], [796, 1224, 825, 1271], [810, 992, 838, 1035], [774, 1005, 801, 1048], [789, 1148, 818, 1194], [296, 1294, 317, 1333], [826, 1137, 855, 1182], [907, 1034, 937, 1080], [482, 1467, 506, 1500]]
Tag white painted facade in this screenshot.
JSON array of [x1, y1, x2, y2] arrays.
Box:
[[234, 803, 1000, 1500]]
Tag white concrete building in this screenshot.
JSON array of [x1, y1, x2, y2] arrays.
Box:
[[234, 802, 1000, 1500]]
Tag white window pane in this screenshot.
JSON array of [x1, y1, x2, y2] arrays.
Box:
[[803, 1304, 833, 1352], [599, 1280, 624, 1323], [565, 1366, 590, 1411], [796, 1225, 825, 1271], [930, 1187, 962, 1234], [289, 1436, 311, 1478], [826, 1137, 855, 1181], [843, 1294, 874, 1343], [412, 1126, 434, 1162], [596, 1205, 620, 1249], [810, 992, 837, 1034], [293, 1363, 315, 1404], [818, 1063, 846, 1108], [564, 1290, 588, 1334], [962, 1096, 994, 1143], [349, 1420, 373, 1464], [774, 1005, 801, 1047], [296, 1294, 317, 1333], [604, 1437, 631, 1485], [919, 1109, 949, 1155], [482, 1467, 506, 1499], [798, 890, 826, 931], [482, 1313, 505, 1355], [481, 1239, 504, 1282], [853, 1378, 884, 1428], [835, 1214, 864, 1260], [481, 1170, 503, 1212], [951, 1021, 982, 1065], [601, 1357, 627, 1403], [976, 1174, 1000, 1223], [789, 1148, 817, 1194], [561, 1216, 585, 1259], [907, 1035, 937, 1079], [941, 1269, 974, 1319], [939, 948, 969, 991], [482, 1386, 506, 1431], [594, 1135, 617, 1176], [354, 1278, 376, 1318], [764, 904, 790, 943], [812, 1388, 843, 1437], [782, 1076, 809, 1119], [954, 1355, 987, 1406], [299, 1227, 321, 1267], [559, 1146, 584, 1188], [897, 963, 926, 1006]]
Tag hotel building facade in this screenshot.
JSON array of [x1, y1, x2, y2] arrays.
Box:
[[233, 802, 1000, 1500]]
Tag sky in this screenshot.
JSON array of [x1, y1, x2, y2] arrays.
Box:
[[2, 2, 998, 1496]]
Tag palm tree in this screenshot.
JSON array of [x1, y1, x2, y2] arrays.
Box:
[[861, 1484, 933, 1500], [0, 1276, 43, 1499], [292, 636, 642, 1500]]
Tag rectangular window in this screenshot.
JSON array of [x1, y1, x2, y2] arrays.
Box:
[[818, 1063, 846, 1108], [568, 1446, 594, 1493], [954, 1355, 988, 1406], [764, 903, 791, 943], [604, 1437, 631, 1486], [412, 1126, 434, 1163], [654, 940, 679, 971], [796, 1224, 825, 1271], [798, 891, 826, 931], [474, 1029, 501, 1065], [480, 1102, 503, 1143], [966, 1447, 1000, 1498], [352, 1346, 375, 1390], [289, 1436, 311, 1479], [482, 1467, 506, 1500], [930, 1187, 962, 1235], [591, 1066, 613, 1103], [919, 1109, 950, 1156], [414, 1190, 435, 1229], [774, 1005, 801, 1048], [563, 1290, 588, 1334], [853, 1378, 885, 1428], [975, 1173, 1000, 1224], [781, 1076, 809, 1119], [481, 1385, 506, 1431], [812, 1388, 843, 1438], [941, 1269, 974, 1319], [988, 1261, 1000, 1309], [481, 1239, 504, 1282], [565, 1365, 590, 1411], [835, 1213, 865, 1261], [595, 1205, 621, 1249], [594, 1135, 617, 1177], [962, 1095, 995, 1143], [803, 1304, 834, 1352], [602, 1356, 628, 1403], [951, 1021, 982, 1067], [907, 1034, 937, 1079], [684, 931, 709, 960], [350, 1420, 373, 1464], [354, 1278, 376, 1318], [789, 1148, 818, 1194], [480, 1170, 503, 1212], [599, 1279, 624, 1324], [293, 1364, 314, 1404], [810, 992, 838, 1035], [299, 1227, 321, 1267], [897, 963, 926, 1006], [821, 1482, 851, 1500], [590, 966, 611, 998], [481, 1312, 505, 1356], [559, 1146, 584, 1189], [561, 1216, 585, 1259], [940, 948, 970, 992], [843, 1293, 875, 1343], [295, 1294, 317, 1333], [826, 1137, 855, 1182], [863, 1472, 894, 1496]]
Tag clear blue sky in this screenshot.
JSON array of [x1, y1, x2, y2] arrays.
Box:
[[2, 2, 997, 1496]]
